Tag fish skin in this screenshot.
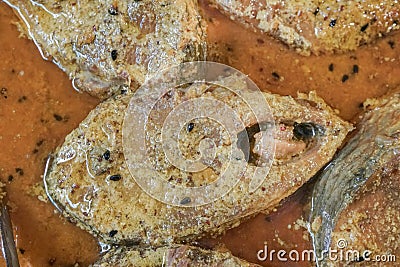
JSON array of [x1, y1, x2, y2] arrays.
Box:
[[92, 245, 260, 266], [4, 0, 206, 99], [327, 157, 400, 267], [44, 75, 351, 248], [210, 0, 400, 55], [310, 90, 400, 266]]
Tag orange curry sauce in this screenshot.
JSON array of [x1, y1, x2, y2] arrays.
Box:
[[1, 1, 399, 266]]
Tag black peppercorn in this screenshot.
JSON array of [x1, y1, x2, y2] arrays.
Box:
[[180, 197, 191, 205], [103, 150, 111, 160], [111, 50, 118, 61], [109, 174, 122, 181], [15, 168, 24, 176], [109, 230, 118, 237], [108, 6, 118, 15], [272, 72, 280, 80], [388, 40, 395, 49], [353, 65, 359, 74], [187, 122, 194, 132], [360, 23, 369, 32], [53, 114, 63, 121]]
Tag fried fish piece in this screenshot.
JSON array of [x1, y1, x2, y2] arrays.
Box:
[[210, 0, 400, 54], [4, 0, 206, 98], [93, 245, 260, 266], [44, 75, 351, 248], [310, 90, 400, 266]]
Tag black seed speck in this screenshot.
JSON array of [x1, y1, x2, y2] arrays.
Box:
[[313, 7, 319, 15], [103, 150, 111, 160], [109, 174, 121, 181], [328, 63, 334, 72], [109, 230, 118, 237], [360, 23, 369, 32], [388, 40, 395, 49], [19, 248, 25, 254], [8, 175, 13, 181], [180, 197, 191, 205], [32, 148, 39, 154], [1, 88, 8, 99], [111, 50, 118, 61], [15, 168, 24, 176], [272, 72, 280, 80], [353, 65, 359, 74], [342, 74, 349, 83], [329, 19, 337, 27], [36, 139, 44, 146], [108, 6, 118, 15], [53, 114, 63, 121], [18, 96, 27, 103], [187, 122, 194, 132]]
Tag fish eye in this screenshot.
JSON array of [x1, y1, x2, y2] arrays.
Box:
[[293, 122, 319, 140]]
